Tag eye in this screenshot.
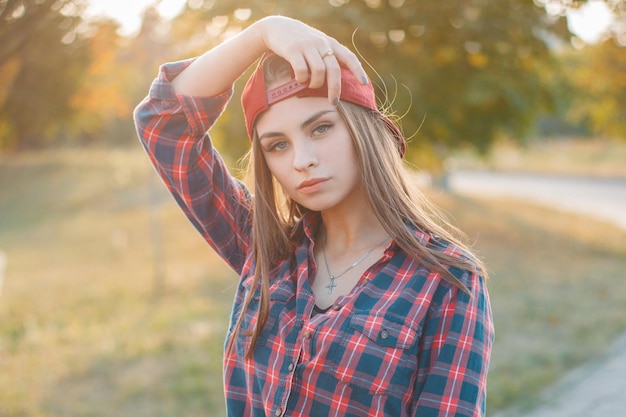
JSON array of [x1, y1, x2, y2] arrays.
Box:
[[266, 140, 289, 152], [311, 122, 333, 136]]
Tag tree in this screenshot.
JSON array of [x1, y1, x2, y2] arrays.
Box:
[[67, 20, 136, 144], [0, 0, 89, 151], [165, 0, 582, 169], [565, 39, 626, 140]]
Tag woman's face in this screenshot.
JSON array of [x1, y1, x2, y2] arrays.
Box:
[[255, 96, 363, 213]]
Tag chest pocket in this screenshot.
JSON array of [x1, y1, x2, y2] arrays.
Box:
[[350, 314, 418, 349], [330, 312, 422, 396]]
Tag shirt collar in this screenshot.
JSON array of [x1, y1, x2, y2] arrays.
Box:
[[299, 211, 321, 244]]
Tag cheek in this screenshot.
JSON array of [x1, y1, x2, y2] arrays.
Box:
[[264, 156, 291, 187], [328, 135, 358, 170], [340, 145, 362, 186]]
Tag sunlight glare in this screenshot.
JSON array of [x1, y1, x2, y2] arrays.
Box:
[[84, 0, 187, 36], [567, 1, 613, 43]]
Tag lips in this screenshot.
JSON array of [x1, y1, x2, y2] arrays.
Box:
[[297, 178, 328, 194]]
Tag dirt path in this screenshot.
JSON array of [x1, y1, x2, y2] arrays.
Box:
[[448, 170, 626, 230]]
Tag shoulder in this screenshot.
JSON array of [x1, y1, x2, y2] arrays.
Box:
[[413, 229, 486, 295]]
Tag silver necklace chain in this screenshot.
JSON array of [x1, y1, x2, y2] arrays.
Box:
[[321, 235, 389, 294]]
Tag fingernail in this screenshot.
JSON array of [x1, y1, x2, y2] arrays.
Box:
[[332, 96, 339, 106], [361, 75, 369, 85]]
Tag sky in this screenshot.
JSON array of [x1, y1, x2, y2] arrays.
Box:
[[83, 0, 187, 37], [83, 0, 614, 42], [565, 0, 614, 43]]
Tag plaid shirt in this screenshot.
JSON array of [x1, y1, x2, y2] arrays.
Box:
[[134, 59, 494, 417]]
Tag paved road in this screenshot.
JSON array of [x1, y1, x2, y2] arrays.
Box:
[[448, 170, 626, 230], [447, 170, 626, 417]]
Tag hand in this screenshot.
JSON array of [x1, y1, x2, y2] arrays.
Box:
[[254, 16, 369, 104]]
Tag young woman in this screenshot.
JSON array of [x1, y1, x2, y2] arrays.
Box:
[[135, 15, 493, 417]]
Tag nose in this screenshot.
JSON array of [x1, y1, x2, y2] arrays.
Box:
[[292, 140, 318, 171]]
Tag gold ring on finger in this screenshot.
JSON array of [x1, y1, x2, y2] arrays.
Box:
[[321, 49, 335, 59]]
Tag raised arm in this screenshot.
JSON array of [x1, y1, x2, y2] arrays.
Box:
[[170, 16, 369, 103], [134, 16, 368, 274]]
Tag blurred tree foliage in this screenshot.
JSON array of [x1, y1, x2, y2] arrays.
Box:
[[1, 0, 624, 167], [169, 0, 578, 168], [0, 0, 89, 150], [67, 8, 174, 146], [565, 39, 626, 140]]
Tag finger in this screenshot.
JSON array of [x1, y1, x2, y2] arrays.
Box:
[[331, 44, 369, 85], [289, 54, 310, 84], [305, 50, 327, 89], [323, 55, 342, 105]]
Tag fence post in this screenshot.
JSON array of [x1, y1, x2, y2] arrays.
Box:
[[0, 250, 6, 297], [150, 174, 164, 298]]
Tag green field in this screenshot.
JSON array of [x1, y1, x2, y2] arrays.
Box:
[[1, 144, 626, 416]]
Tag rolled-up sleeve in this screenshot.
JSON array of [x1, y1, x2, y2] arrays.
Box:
[[134, 59, 252, 274]]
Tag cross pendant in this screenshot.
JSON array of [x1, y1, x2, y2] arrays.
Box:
[[326, 275, 337, 294]]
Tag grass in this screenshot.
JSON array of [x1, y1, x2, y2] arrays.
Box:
[[1, 144, 625, 416], [0, 147, 237, 417]]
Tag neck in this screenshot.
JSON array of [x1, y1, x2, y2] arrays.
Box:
[[319, 198, 388, 257]]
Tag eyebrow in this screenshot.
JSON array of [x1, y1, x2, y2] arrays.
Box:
[[257, 109, 336, 142]]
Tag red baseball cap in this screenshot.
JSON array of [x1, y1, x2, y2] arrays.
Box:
[[241, 52, 406, 157]]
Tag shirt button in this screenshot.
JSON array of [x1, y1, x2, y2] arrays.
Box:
[[380, 329, 389, 340], [288, 363, 295, 372], [275, 408, 282, 416], [303, 331, 312, 339], [332, 304, 341, 311]]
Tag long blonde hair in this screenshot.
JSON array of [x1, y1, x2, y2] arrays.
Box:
[[227, 56, 487, 358]]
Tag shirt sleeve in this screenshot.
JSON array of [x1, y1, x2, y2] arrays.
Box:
[[133, 58, 252, 274], [411, 269, 494, 417]]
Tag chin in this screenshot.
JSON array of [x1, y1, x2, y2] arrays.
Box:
[[299, 199, 342, 213]]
